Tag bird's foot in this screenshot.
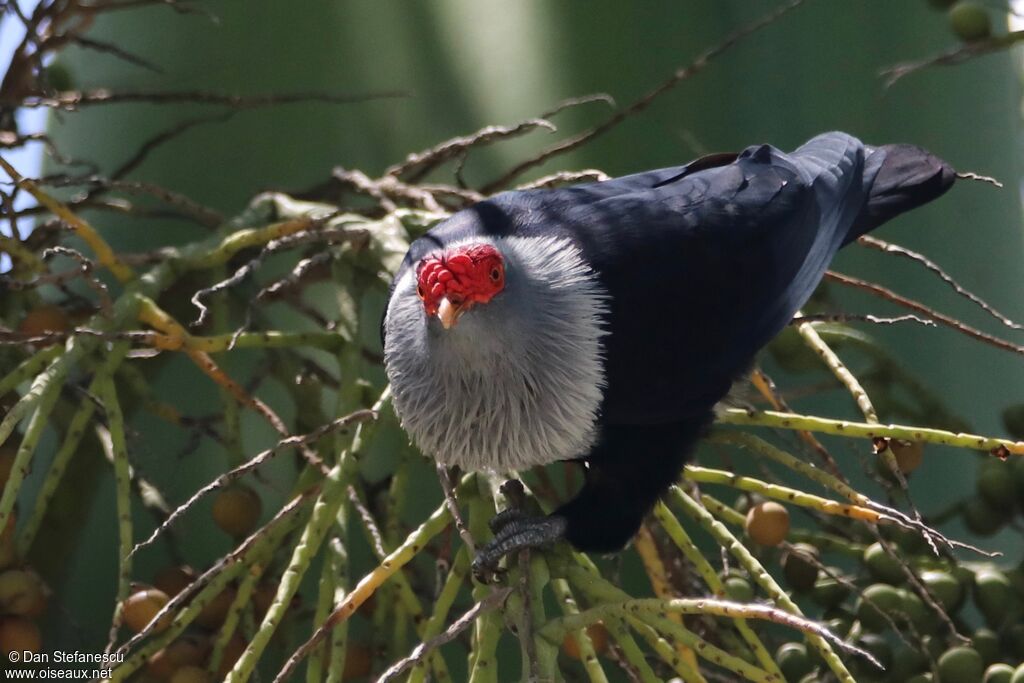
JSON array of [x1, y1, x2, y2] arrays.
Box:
[[471, 510, 568, 583]]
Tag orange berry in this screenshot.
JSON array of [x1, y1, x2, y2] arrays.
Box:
[[216, 635, 247, 679], [0, 569, 48, 618], [211, 485, 262, 537], [153, 565, 197, 598], [745, 501, 790, 547], [253, 582, 276, 619], [170, 665, 211, 683], [146, 635, 209, 680], [562, 623, 609, 660], [0, 616, 40, 654], [17, 305, 70, 338], [891, 440, 924, 474], [195, 585, 235, 629], [122, 588, 171, 633], [343, 644, 372, 680]]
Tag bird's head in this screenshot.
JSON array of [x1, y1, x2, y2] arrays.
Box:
[[415, 243, 506, 329]]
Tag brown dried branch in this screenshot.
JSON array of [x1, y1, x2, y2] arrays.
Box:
[[190, 222, 358, 328], [479, 0, 809, 192], [857, 234, 1023, 331], [79, 0, 216, 19], [85, 179, 224, 227], [790, 312, 937, 327], [538, 92, 615, 119], [42, 245, 113, 314], [20, 87, 406, 110], [881, 30, 1024, 87], [516, 169, 611, 190], [115, 485, 318, 657], [385, 119, 556, 182], [347, 484, 387, 558], [825, 271, 1024, 357], [71, 35, 164, 73], [437, 464, 475, 554], [749, 367, 845, 478], [108, 110, 235, 182], [128, 409, 376, 558], [332, 167, 473, 213], [375, 587, 513, 683], [955, 171, 1003, 188]]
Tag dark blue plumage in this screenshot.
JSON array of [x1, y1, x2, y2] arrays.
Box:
[[386, 132, 955, 558]]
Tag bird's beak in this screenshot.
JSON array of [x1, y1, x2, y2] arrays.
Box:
[[437, 297, 464, 329]]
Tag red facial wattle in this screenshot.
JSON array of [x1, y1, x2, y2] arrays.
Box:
[[416, 244, 505, 328]]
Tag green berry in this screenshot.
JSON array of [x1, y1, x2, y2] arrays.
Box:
[[974, 568, 1017, 628], [775, 642, 812, 682], [1002, 404, 1024, 440], [811, 572, 850, 609], [856, 583, 903, 632], [723, 575, 754, 602], [971, 628, 1000, 665], [899, 588, 937, 634], [783, 543, 819, 592], [963, 497, 1005, 536], [921, 569, 964, 612], [985, 664, 1016, 683], [854, 632, 893, 672], [1010, 663, 1024, 683], [978, 459, 1016, 509], [1012, 456, 1024, 504], [949, 2, 992, 42], [890, 639, 929, 680], [863, 542, 904, 584], [937, 646, 984, 683], [769, 328, 820, 374], [1003, 622, 1024, 660]]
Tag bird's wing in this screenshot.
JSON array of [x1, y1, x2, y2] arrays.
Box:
[[514, 132, 873, 424]]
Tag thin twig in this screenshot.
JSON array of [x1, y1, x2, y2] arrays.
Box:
[[825, 271, 1024, 357], [20, 88, 406, 109], [71, 35, 164, 73], [857, 235, 1023, 331], [127, 410, 376, 557], [791, 312, 936, 327], [881, 30, 1024, 87], [375, 587, 513, 683], [516, 169, 610, 190], [385, 119, 556, 182], [436, 465, 475, 554], [480, 0, 809, 192]]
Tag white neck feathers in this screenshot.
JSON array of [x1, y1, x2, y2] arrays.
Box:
[[384, 235, 608, 471]]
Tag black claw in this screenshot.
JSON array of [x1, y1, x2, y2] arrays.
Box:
[[472, 514, 568, 583], [488, 507, 527, 534]]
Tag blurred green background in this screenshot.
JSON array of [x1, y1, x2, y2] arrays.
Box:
[[15, 0, 1024, 658]]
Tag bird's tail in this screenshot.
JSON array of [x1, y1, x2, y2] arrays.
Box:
[[845, 143, 956, 244]]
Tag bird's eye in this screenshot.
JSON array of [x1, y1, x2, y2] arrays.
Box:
[[489, 267, 501, 282]]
